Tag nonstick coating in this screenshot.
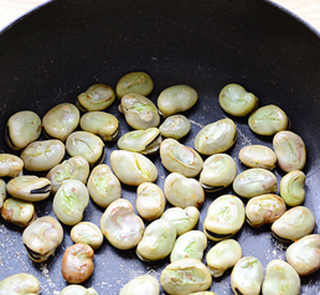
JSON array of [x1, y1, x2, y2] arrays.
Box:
[[0, 0, 320, 294]]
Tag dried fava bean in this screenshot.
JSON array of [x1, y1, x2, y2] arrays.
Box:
[[61, 243, 94, 284], [280, 170, 306, 206], [262, 259, 300, 295], [116, 71, 154, 98], [117, 127, 162, 155], [238, 144, 277, 170], [159, 114, 191, 139], [271, 206, 315, 243], [161, 206, 200, 236], [206, 239, 242, 278], [164, 172, 205, 208], [273, 130, 306, 172], [218, 83, 258, 117], [21, 139, 65, 172], [136, 219, 176, 261], [160, 258, 212, 295], [204, 194, 245, 241], [87, 164, 121, 208], [46, 155, 90, 193], [80, 111, 120, 141], [200, 153, 237, 192], [160, 138, 203, 177], [70, 221, 104, 250], [53, 180, 89, 226], [194, 118, 237, 156], [100, 199, 144, 250], [6, 175, 51, 202], [22, 216, 64, 263], [0, 273, 40, 295], [136, 182, 166, 221], [232, 168, 277, 199], [60, 285, 99, 295], [119, 93, 160, 129], [0, 154, 24, 177], [157, 84, 198, 118], [6, 110, 41, 150], [230, 256, 264, 295], [286, 234, 320, 276], [119, 275, 160, 295], [0, 179, 6, 208], [245, 194, 286, 228], [1, 198, 35, 227], [170, 230, 207, 262], [110, 150, 158, 186], [248, 104, 289, 136], [42, 103, 80, 141], [66, 131, 105, 167], [77, 84, 116, 112]]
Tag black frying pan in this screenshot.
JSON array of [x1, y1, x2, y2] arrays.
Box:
[[0, 0, 320, 294]]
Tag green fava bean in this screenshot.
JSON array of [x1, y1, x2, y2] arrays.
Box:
[[271, 206, 315, 242], [161, 206, 200, 236], [136, 219, 176, 261], [116, 71, 154, 98], [119, 275, 160, 295], [0, 273, 40, 295], [219, 83, 258, 116], [77, 84, 116, 111], [159, 114, 191, 140], [157, 84, 198, 117], [262, 259, 300, 295], [0, 153, 24, 178], [0, 179, 6, 209], [280, 170, 306, 206], [53, 180, 89, 226], [232, 168, 277, 198], [170, 230, 207, 262], [160, 258, 212, 295], [60, 285, 99, 295], [194, 118, 237, 156]]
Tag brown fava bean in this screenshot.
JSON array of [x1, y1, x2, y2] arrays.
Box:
[[61, 243, 94, 284]]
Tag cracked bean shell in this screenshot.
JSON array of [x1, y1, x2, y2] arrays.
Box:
[[110, 150, 158, 186], [42, 103, 80, 141], [194, 118, 237, 156], [286, 234, 320, 276], [206, 239, 242, 278], [6, 175, 51, 202], [60, 285, 99, 295], [22, 216, 64, 263], [0, 154, 24, 178], [100, 199, 144, 250], [136, 219, 176, 261], [53, 180, 89, 226], [157, 84, 198, 117], [161, 206, 200, 236], [159, 114, 191, 139], [6, 110, 41, 150], [77, 84, 116, 111], [273, 130, 307, 172], [245, 194, 286, 228], [164, 172, 205, 209], [280, 170, 306, 206], [232, 168, 277, 198], [1, 197, 35, 227], [230, 256, 264, 295], [203, 194, 245, 241], [87, 164, 121, 208], [170, 230, 207, 262], [21, 139, 65, 172], [119, 275, 160, 295], [0, 273, 40, 295], [80, 111, 120, 141], [271, 206, 315, 243], [262, 259, 300, 295], [200, 153, 237, 192], [248, 104, 289, 136], [160, 138, 203, 177], [160, 258, 212, 295]]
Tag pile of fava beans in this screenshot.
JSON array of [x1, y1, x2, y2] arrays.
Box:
[[0, 71, 318, 295]]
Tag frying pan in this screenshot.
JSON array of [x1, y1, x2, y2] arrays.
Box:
[[0, 0, 320, 294]]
